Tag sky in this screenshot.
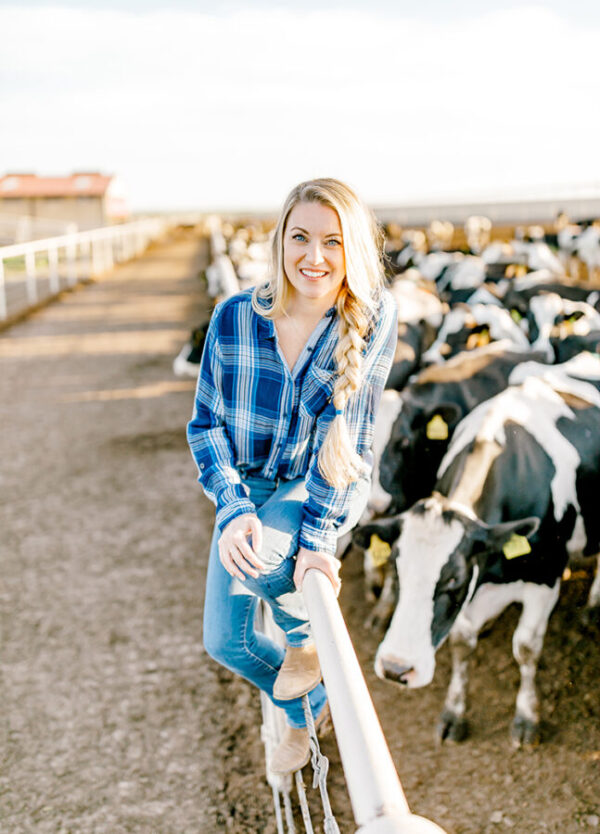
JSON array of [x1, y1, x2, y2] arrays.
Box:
[[1, 1, 599, 213]]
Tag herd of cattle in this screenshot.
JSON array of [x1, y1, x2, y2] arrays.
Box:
[[180, 213, 600, 747]]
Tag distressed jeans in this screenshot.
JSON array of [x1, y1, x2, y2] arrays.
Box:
[[202, 473, 370, 727]]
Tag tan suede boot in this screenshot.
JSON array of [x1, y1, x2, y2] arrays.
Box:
[[273, 642, 322, 701], [269, 703, 331, 776]]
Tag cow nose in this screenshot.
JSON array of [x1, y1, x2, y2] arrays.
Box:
[[381, 658, 414, 685]]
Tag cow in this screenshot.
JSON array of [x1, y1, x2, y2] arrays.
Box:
[[421, 304, 530, 365], [206, 254, 240, 300], [501, 281, 600, 323], [173, 317, 212, 378], [527, 293, 600, 360], [465, 215, 492, 255], [378, 342, 548, 515], [355, 374, 600, 746], [385, 277, 445, 389], [360, 389, 404, 601], [550, 331, 600, 363]]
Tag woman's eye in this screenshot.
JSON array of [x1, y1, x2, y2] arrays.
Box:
[[326, 239, 341, 246], [292, 233, 306, 242]]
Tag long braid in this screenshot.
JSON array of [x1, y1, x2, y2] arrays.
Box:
[[318, 286, 371, 488]]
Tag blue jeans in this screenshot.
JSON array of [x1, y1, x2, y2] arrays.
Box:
[[203, 473, 370, 727]]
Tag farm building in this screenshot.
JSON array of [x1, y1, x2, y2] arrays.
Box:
[[0, 172, 129, 234]]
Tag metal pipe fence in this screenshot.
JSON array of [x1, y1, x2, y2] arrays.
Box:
[[259, 569, 448, 834], [302, 569, 447, 834]]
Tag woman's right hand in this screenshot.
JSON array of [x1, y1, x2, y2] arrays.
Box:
[[218, 514, 265, 581]]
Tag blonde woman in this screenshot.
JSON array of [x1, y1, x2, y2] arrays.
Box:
[[188, 178, 397, 775]]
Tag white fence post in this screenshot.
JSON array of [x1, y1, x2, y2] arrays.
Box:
[[66, 236, 78, 285], [0, 259, 6, 320], [25, 250, 37, 304], [302, 569, 447, 834], [48, 246, 59, 294]]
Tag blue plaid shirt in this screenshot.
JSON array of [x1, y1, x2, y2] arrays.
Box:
[[187, 287, 397, 556]]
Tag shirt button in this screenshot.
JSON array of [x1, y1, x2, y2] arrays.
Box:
[[200, 463, 205, 469]]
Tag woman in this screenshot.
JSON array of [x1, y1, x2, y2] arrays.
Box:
[[187, 178, 397, 775]]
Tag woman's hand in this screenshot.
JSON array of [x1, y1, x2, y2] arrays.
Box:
[[293, 546, 342, 596], [218, 514, 264, 581]]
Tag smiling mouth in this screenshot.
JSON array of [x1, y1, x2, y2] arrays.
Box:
[[300, 268, 328, 279]]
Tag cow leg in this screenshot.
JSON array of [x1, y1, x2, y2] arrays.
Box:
[[439, 584, 529, 743], [584, 552, 600, 618], [437, 626, 476, 743], [511, 580, 560, 747]]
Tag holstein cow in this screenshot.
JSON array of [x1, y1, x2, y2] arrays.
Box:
[[379, 341, 547, 515], [385, 277, 445, 389], [421, 304, 530, 364], [551, 331, 600, 363], [360, 343, 545, 615], [527, 293, 600, 360], [356, 374, 600, 746], [173, 316, 212, 378]]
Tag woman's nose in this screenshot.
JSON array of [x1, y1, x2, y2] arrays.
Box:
[[306, 241, 325, 265]]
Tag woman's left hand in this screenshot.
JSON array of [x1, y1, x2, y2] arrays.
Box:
[[293, 546, 342, 596]]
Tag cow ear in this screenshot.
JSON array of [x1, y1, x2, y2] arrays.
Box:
[[486, 516, 540, 553], [352, 516, 403, 549]]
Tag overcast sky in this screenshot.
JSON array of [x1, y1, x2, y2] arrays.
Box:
[[1, 1, 599, 212]]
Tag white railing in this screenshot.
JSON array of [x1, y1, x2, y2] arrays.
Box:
[[260, 569, 448, 834], [303, 570, 447, 834], [0, 212, 79, 245], [0, 216, 184, 322]]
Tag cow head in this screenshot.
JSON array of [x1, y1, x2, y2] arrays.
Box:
[[379, 402, 462, 512], [357, 495, 539, 689]]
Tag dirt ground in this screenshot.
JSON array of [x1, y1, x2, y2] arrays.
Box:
[[0, 229, 598, 834]]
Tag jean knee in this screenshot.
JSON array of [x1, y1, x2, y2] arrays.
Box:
[[259, 529, 299, 574]]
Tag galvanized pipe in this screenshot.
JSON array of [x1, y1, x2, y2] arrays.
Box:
[[302, 569, 447, 834]]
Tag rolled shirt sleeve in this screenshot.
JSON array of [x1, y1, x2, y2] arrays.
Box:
[[186, 306, 256, 533], [299, 291, 398, 556]]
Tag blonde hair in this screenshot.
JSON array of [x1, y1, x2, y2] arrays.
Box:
[[252, 178, 386, 488]]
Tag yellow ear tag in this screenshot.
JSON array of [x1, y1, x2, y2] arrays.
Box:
[[426, 414, 449, 441], [510, 309, 522, 323], [367, 534, 392, 569], [502, 533, 532, 560]]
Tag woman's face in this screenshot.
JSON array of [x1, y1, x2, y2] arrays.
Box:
[[282, 201, 346, 310]]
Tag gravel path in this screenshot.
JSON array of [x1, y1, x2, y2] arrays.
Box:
[[0, 228, 598, 833]]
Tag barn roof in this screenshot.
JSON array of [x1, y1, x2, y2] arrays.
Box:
[[0, 173, 114, 198]]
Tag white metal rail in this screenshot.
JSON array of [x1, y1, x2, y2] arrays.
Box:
[[0, 216, 191, 322], [259, 569, 448, 834], [302, 569, 447, 834]]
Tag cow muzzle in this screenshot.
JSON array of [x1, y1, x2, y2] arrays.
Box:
[[380, 658, 415, 686]]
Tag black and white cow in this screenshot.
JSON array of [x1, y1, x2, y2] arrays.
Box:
[[527, 293, 600, 360], [550, 331, 600, 363], [385, 277, 445, 389], [421, 304, 530, 364], [378, 342, 548, 515], [356, 374, 600, 746], [173, 316, 212, 377]]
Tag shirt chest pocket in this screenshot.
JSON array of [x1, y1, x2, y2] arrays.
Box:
[[299, 364, 336, 418]]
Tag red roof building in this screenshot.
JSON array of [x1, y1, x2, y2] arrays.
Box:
[[0, 172, 130, 231]]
